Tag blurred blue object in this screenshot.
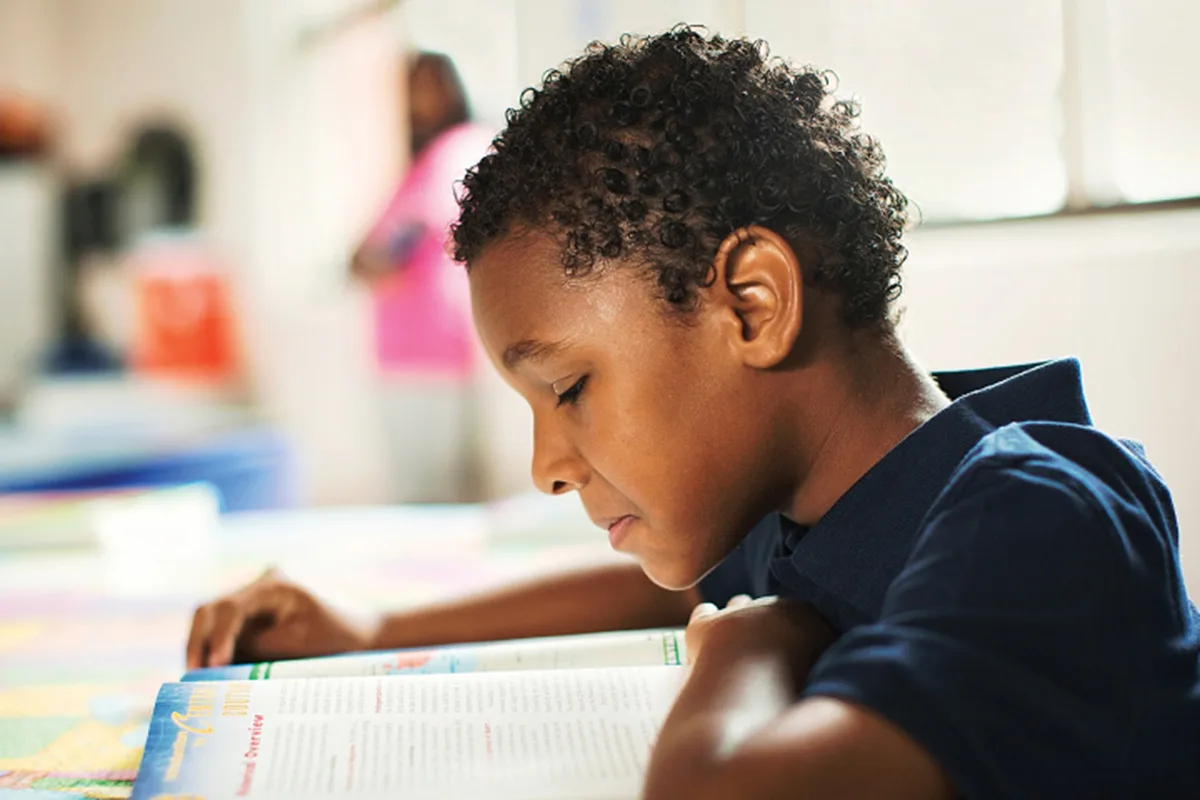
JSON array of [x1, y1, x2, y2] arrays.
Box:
[[0, 425, 300, 512], [42, 334, 125, 374]]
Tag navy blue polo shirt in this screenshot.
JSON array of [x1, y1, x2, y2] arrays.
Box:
[[700, 358, 1200, 797]]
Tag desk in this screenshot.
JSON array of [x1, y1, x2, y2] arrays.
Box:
[[0, 504, 614, 798], [0, 423, 299, 513]]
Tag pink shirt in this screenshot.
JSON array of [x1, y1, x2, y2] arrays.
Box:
[[364, 123, 493, 377]]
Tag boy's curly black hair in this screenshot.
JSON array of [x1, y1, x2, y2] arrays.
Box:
[[452, 27, 909, 328]]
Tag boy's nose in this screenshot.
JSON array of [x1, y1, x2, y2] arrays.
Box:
[[532, 454, 588, 495], [531, 419, 589, 496]]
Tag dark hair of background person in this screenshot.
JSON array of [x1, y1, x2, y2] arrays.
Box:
[[409, 51, 472, 156]]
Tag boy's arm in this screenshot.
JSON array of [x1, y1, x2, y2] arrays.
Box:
[[368, 560, 699, 649], [188, 560, 698, 669], [644, 599, 953, 800]]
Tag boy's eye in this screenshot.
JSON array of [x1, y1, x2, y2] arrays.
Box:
[[555, 376, 589, 408]]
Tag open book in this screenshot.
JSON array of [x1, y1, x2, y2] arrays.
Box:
[[131, 628, 688, 799]]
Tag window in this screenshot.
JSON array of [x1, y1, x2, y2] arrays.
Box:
[[1107, 0, 1200, 203], [745, 0, 1200, 222], [409, 0, 1200, 224], [753, 0, 1068, 222]]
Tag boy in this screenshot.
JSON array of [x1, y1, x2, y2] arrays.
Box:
[[188, 29, 1200, 797]]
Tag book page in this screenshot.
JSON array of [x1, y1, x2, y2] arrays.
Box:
[[184, 628, 686, 682], [133, 666, 686, 799]]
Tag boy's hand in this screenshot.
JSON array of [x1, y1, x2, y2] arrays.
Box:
[[685, 595, 835, 673], [185, 569, 376, 670]]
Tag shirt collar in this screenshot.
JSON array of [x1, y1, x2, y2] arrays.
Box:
[[769, 357, 1093, 631]]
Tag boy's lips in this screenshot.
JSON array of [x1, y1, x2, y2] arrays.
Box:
[[596, 514, 638, 550]]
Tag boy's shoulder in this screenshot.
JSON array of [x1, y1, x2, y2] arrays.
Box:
[[808, 419, 1200, 796], [921, 419, 1179, 567], [959, 418, 1163, 490], [887, 419, 1197, 672]]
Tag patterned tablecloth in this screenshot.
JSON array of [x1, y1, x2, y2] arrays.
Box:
[[0, 503, 613, 799]]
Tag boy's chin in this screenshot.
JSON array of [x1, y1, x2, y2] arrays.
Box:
[[637, 552, 715, 594]]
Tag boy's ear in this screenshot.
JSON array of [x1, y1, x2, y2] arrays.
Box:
[[707, 225, 803, 369]]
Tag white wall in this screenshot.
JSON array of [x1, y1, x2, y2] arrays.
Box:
[[0, 0, 60, 402], [0, 0, 60, 101], [0, 165, 55, 402], [235, 0, 403, 505], [900, 208, 1200, 595], [512, 0, 743, 96]]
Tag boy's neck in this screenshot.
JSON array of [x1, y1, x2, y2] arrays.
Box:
[[781, 332, 949, 527]]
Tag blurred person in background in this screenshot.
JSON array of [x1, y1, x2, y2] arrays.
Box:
[[350, 51, 493, 503]]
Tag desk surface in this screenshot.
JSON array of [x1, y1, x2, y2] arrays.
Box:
[[0, 503, 614, 798]]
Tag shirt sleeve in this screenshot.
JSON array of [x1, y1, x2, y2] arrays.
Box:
[[802, 453, 1199, 798]]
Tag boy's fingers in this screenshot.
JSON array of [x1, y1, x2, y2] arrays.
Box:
[[237, 577, 301, 625], [186, 605, 214, 670], [251, 566, 283, 588], [246, 622, 297, 662], [205, 600, 245, 668], [726, 594, 753, 610], [685, 604, 720, 664]]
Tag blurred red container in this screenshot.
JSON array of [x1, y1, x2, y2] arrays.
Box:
[[127, 234, 240, 383]]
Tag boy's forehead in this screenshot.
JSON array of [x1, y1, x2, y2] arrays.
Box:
[[470, 233, 567, 323], [468, 232, 582, 360], [468, 233, 661, 364]]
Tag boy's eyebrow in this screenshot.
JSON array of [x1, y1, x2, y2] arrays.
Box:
[[502, 338, 568, 369]]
